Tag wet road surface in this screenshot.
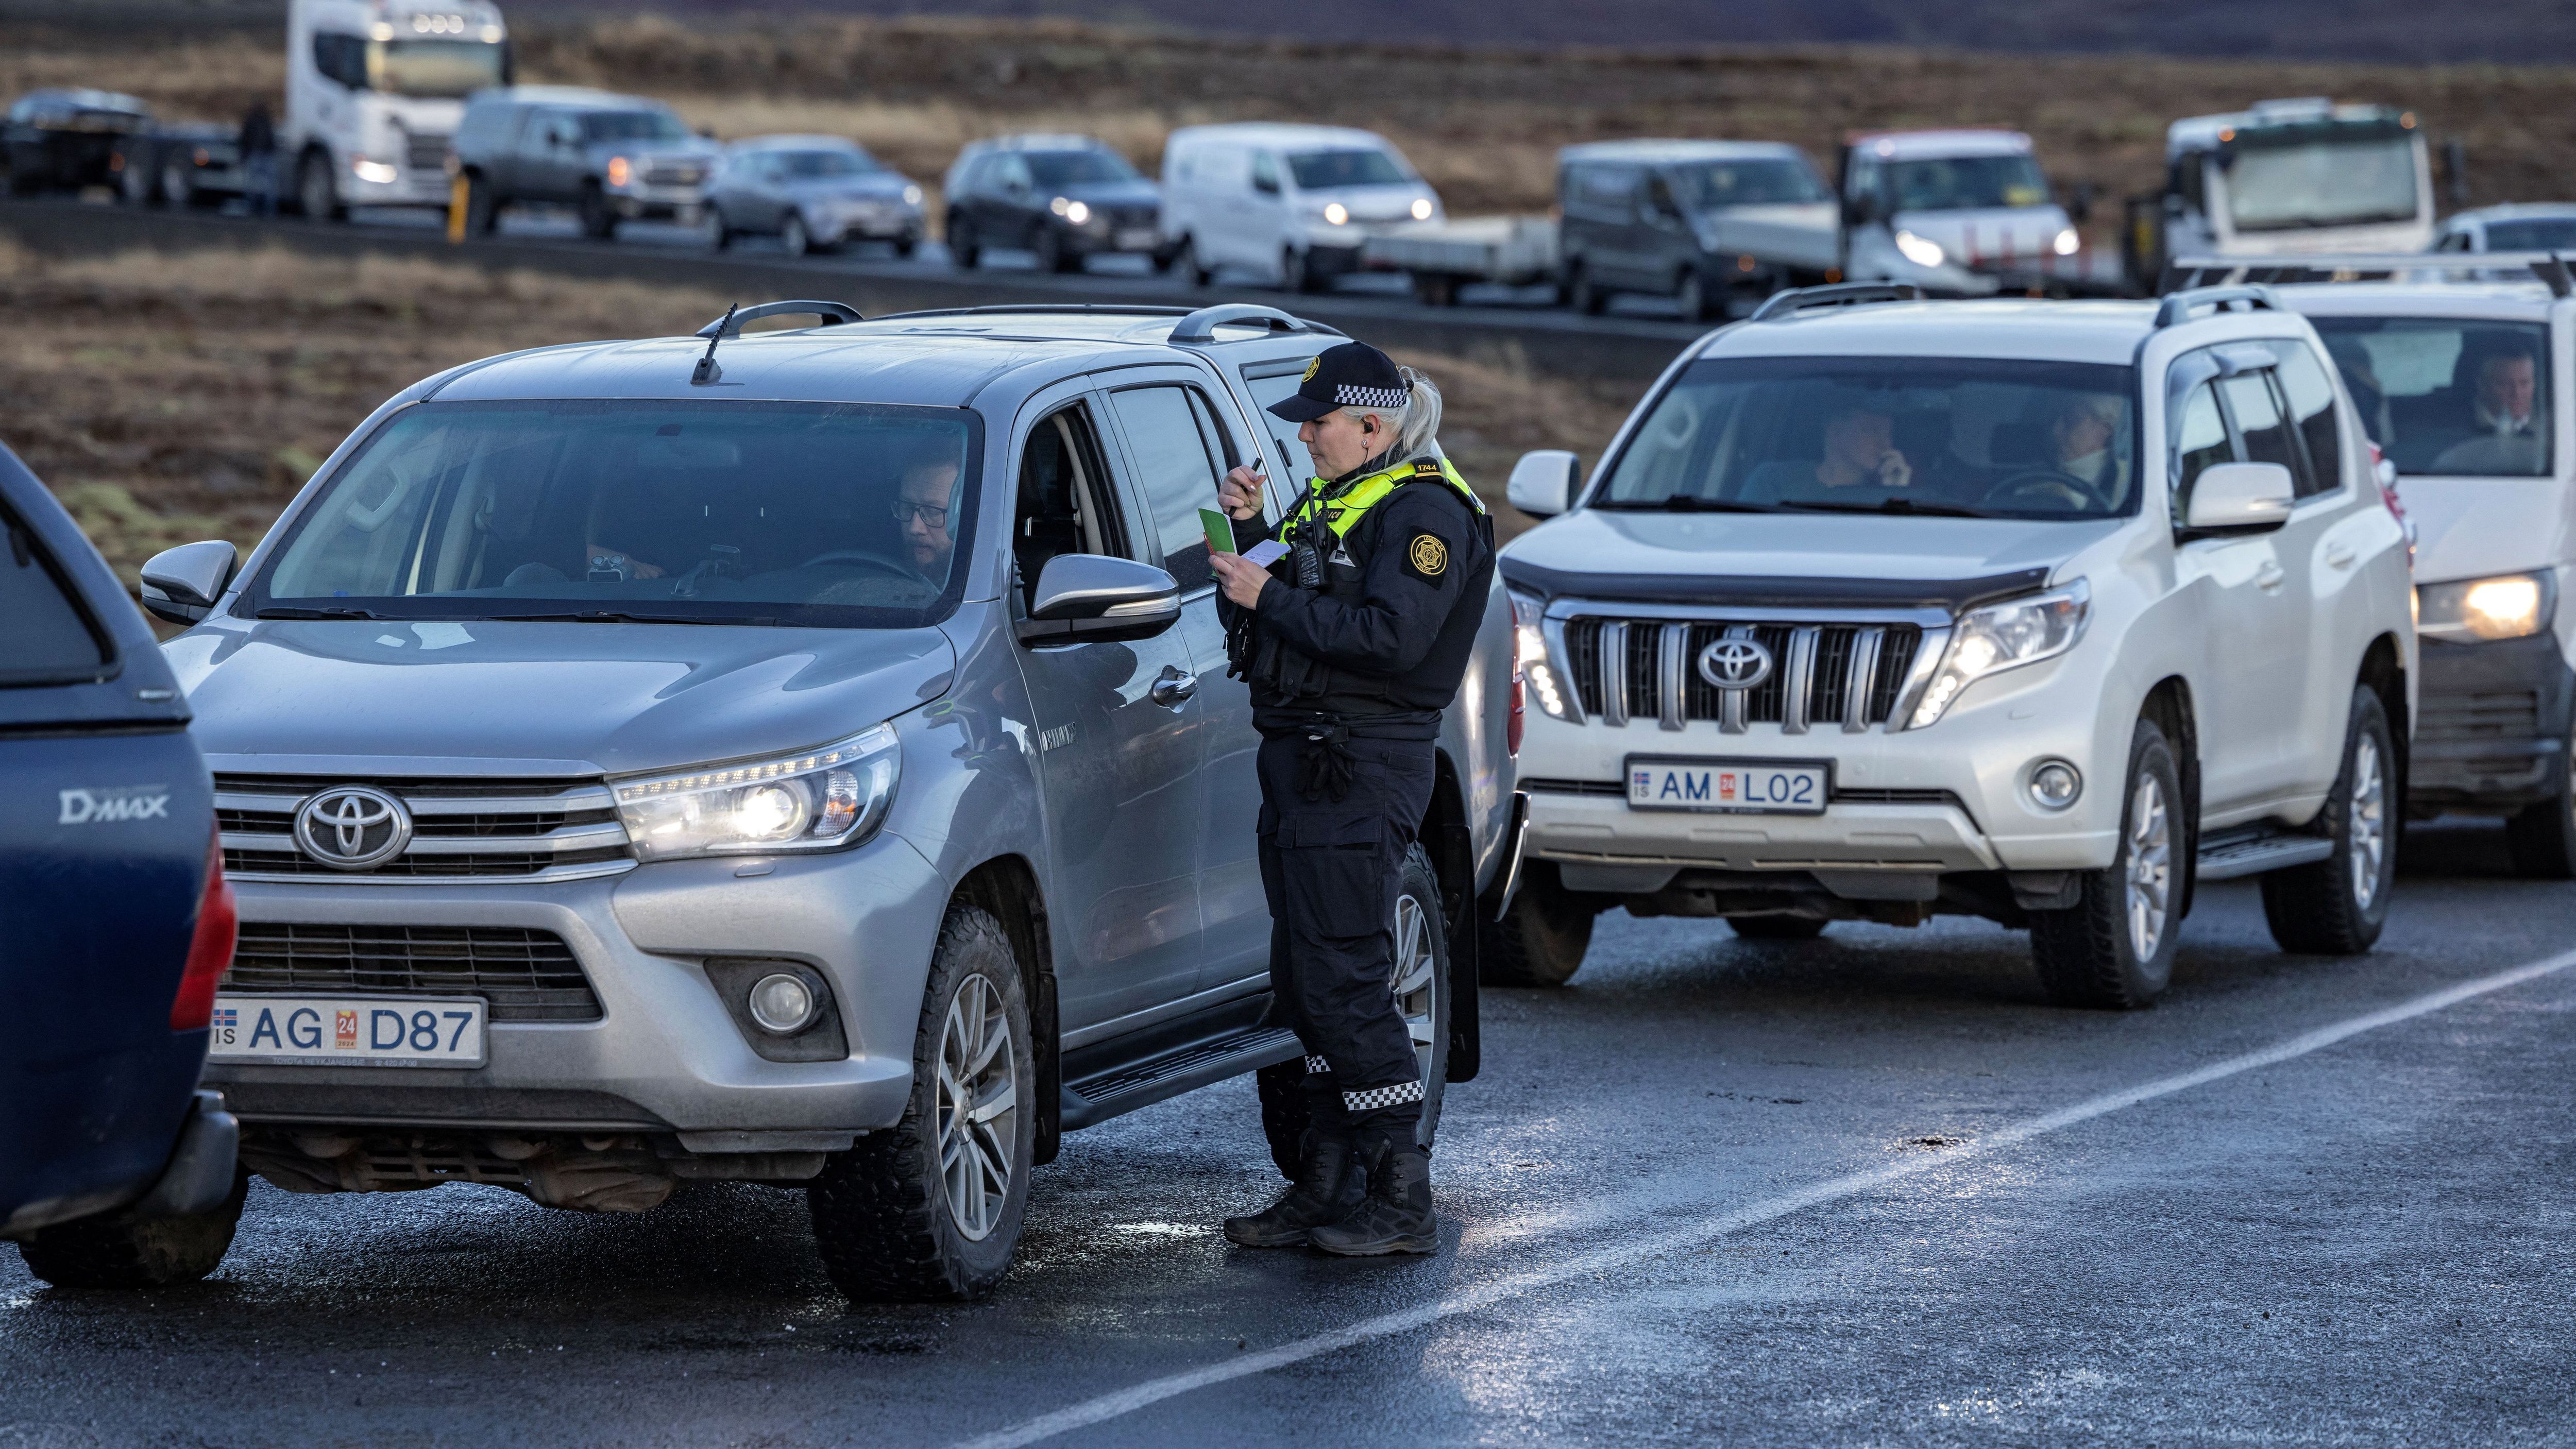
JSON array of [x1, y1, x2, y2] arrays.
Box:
[[6, 821, 2572, 1446]]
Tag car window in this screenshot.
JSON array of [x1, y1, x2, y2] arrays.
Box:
[[582, 110, 689, 144], [0, 503, 111, 687], [2170, 379, 2232, 526], [994, 155, 1032, 192], [312, 33, 369, 90], [2222, 373, 2303, 489], [1249, 151, 1279, 195], [2485, 218, 2576, 250], [1024, 150, 1139, 186], [2272, 345, 2345, 496], [1107, 385, 1230, 591], [2307, 316, 2551, 477], [1013, 403, 1127, 607], [1566, 162, 1637, 218]]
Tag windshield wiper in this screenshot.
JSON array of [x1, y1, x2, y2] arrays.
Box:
[[484, 610, 776, 626], [1776, 498, 1994, 519], [256, 605, 386, 620], [1595, 497, 1781, 513]]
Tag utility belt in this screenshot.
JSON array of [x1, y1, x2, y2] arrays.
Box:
[[1259, 709, 1433, 803]]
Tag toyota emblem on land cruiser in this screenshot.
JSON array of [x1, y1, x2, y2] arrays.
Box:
[[292, 786, 414, 871], [1697, 638, 1774, 690]]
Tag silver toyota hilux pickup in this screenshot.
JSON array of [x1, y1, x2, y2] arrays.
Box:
[[137, 300, 1524, 1300]]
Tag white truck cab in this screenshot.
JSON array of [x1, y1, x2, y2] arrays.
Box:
[[285, 0, 509, 220], [1835, 130, 2081, 296], [2140, 100, 2434, 279], [1158, 123, 1441, 293], [2273, 264, 2576, 874], [1493, 284, 2416, 1007]]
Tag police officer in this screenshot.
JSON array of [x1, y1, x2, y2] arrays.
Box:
[[1205, 342, 1494, 1257]]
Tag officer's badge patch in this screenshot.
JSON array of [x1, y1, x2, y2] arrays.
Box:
[[1301, 356, 1321, 382], [1405, 533, 1449, 580]]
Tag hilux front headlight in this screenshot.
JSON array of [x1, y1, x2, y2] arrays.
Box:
[[1907, 580, 2091, 729], [614, 724, 900, 861], [2417, 571, 2553, 642]]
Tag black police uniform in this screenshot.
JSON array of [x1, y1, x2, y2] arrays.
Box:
[[1214, 343, 1494, 1255]]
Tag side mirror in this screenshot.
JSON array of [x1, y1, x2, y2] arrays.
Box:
[[1017, 554, 1181, 644], [2184, 462, 2295, 533], [1507, 449, 1581, 519], [1841, 190, 1877, 227], [2065, 181, 2096, 225], [139, 539, 239, 625]]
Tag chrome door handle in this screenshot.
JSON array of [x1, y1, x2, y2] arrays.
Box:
[[2324, 542, 2357, 569], [2256, 561, 2287, 591], [1150, 666, 1199, 706]]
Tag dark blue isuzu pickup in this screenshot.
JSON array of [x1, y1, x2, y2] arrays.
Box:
[[1, 443, 242, 1287]]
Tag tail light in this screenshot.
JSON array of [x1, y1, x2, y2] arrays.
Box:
[[170, 830, 236, 1032], [1507, 619, 1527, 757]]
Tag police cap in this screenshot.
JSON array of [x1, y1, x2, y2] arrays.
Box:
[[1266, 341, 1410, 423]]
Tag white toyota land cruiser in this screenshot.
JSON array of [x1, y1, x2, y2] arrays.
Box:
[[1492, 284, 2417, 1007]]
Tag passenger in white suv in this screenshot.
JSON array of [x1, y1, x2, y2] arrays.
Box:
[[1493, 283, 2416, 1008]]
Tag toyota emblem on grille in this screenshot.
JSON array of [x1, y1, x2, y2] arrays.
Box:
[[292, 786, 414, 871], [1697, 638, 1775, 690]]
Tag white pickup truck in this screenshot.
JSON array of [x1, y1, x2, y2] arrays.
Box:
[[1492, 283, 2416, 1007]]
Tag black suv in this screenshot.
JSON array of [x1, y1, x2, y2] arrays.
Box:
[[942, 133, 1167, 274]]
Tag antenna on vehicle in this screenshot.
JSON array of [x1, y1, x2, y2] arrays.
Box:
[[692, 303, 736, 386]]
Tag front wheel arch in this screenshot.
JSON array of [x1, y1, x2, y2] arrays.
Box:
[[949, 856, 1058, 1165]]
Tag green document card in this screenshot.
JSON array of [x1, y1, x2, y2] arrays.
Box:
[[1200, 507, 1237, 557]]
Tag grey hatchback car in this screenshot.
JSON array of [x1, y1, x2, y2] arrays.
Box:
[[141, 301, 1524, 1300]]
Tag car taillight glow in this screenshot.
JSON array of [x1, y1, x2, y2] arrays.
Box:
[[170, 830, 236, 1032]]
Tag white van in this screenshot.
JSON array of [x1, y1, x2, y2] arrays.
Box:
[[1835, 129, 2081, 296], [1159, 123, 1442, 293]]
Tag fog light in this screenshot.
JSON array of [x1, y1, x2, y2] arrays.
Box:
[[2029, 760, 2082, 810], [747, 972, 818, 1034]]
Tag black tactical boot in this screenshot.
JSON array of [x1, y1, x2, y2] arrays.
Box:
[[1309, 1127, 1438, 1257], [1223, 1128, 1365, 1248]]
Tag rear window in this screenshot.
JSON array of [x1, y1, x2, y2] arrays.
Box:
[[0, 503, 113, 687]]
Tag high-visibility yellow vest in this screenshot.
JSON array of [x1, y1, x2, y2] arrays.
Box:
[[1283, 455, 1484, 545]]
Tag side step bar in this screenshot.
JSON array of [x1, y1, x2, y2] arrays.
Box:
[[2195, 827, 2333, 882], [1059, 1026, 1302, 1132]]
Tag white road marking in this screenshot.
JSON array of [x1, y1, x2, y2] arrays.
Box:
[[948, 947, 2576, 1449]]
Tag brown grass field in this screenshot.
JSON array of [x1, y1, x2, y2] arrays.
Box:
[[4, 11, 2574, 586]]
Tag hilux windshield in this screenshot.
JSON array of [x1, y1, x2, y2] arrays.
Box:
[[2308, 316, 2552, 478], [251, 400, 979, 628], [1596, 356, 2140, 520]]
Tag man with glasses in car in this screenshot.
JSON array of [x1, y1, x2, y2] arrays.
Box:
[[894, 456, 963, 585]]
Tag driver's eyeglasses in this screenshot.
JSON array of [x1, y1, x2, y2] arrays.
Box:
[[890, 500, 951, 528]]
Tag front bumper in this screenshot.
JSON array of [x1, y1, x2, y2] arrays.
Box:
[[204, 834, 948, 1143], [610, 184, 711, 221], [345, 168, 453, 208], [2410, 634, 2573, 811]]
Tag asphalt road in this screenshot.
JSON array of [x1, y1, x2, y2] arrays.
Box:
[[7, 819, 2574, 1447]]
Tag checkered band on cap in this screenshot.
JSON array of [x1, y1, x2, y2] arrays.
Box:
[[1341, 1079, 1425, 1113], [1332, 383, 1410, 410], [1303, 1054, 1333, 1076]]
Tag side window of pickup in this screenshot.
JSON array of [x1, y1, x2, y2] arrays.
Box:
[[1012, 403, 1127, 609], [1106, 385, 1235, 592]]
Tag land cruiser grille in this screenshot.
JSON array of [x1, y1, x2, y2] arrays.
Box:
[[402, 131, 450, 174], [1564, 619, 1923, 732], [213, 773, 635, 883], [227, 923, 602, 1021]]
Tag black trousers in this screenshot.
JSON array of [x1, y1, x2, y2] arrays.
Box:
[[1255, 730, 1434, 1133]]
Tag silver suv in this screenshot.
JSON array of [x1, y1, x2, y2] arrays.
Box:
[[141, 301, 1523, 1300]]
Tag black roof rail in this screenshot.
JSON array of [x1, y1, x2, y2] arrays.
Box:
[[1168, 303, 1340, 345], [694, 300, 861, 339], [879, 304, 1197, 321], [2153, 284, 2280, 329], [1747, 282, 1923, 323]]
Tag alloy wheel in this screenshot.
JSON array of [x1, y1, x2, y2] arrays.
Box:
[[782, 214, 809, 258], [2348, 734, 2386, 911], [1391, 891, 1438, 1085], [2125, 772, 2172, 962], [936, 971, 1017, 1242]]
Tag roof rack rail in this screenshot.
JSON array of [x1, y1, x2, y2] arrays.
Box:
[[2163, 252, 2576, 299], [1168, 303, 1338, 345], [694, 300, 861, 339], [1747, 282, 1922, 324], [2153, 284, 2279, 329], [878, 304, 1197, 322]]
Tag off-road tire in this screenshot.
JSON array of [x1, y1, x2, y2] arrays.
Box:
[[1035, 225, 1077, 274], [1179, 236, 1211, 287], [1568, 262, 1607, 316], [2504, 731, 2576, 879], [1727, 915, 1827, 941], [709, 205, 734, 250], [577, 182, 617, 241], [1481, 859, 1595, 987], [16, 1169, 248, 1288], [1254, 843, 1450, 1174], [946, 214, 979, 268], [807, 905, 1033, 1302], [462, 174, 500, 236], [2263, 687, 2398, 954], [1281, 245, 1318, 294], [2030, 719, 2184, 1009]]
